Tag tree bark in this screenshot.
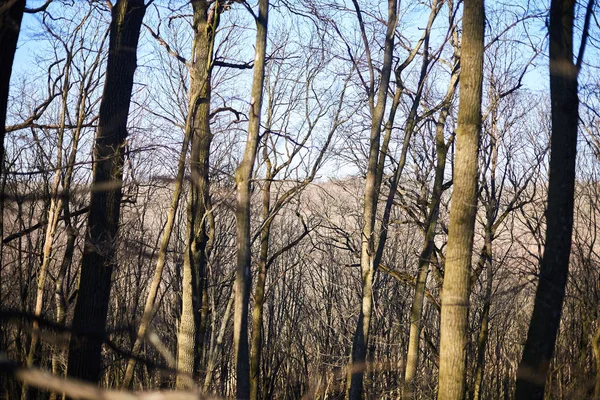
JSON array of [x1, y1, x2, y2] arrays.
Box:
[[347, 2, 397, 398], [66, 0, 145, 384], [514, 0, 584, 398], [0, 0, 25, 359], [437, 0, 485, 399], [0, 0, 24, 176], [176, 0, 219, 389], [233, 1, 269, 397]]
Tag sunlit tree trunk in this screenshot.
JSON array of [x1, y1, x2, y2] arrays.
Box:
[[437, 0, 485, 399], [233, 1, 269, 397], [403, 98, 453, 399], [176, 0, 220, 389], [67, 0, 146, 384], [347, 2, 397, 398]]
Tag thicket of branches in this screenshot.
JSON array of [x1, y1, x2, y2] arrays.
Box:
[[1, 0, 600, 399]]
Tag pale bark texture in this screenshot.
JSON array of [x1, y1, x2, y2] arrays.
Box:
[[514, 0, 583, 398], [437, 0, 484, 399], [233, 1, 269, 397], [177, 0, 219, 389], [66, 0, 145, 384]]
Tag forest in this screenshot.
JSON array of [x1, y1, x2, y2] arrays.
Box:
[[0, 0, 599, 399]]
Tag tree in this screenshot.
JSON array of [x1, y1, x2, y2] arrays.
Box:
[[346, 2, 397, 398], [233, 0, 269, 397], [0, 0, 25, 177], [437, 0, 485, 399], [176, 0, 221, 389], [67, 0, 146, 383], [0, 1, 25, 354], [514, 0, 593, 398]]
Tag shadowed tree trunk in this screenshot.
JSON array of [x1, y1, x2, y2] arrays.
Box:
[[437, 0, 485, 399], [233, 0, 269, 397], [0, 0, 24, 176], [514, 0, 592, 398], [66, 0, 146, 384], [0, 0, 25, 353]]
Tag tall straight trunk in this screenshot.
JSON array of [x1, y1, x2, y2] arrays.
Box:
[[0, 0, 25, 354], [347, 2, 397, 398], [172, 1, 220, 389], [437, 1, 484, 399], [0, 0, 24, 176], [514, 0, 586, 398], [66, 0, 145, 384], [403, 102, 452, 399], [233, 1, 268, 397]]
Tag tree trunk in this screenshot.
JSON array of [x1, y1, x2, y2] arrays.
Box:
[[437, 0, 485, 399], [0, 0, 24, 176], [66, 0, 145, 384], [0, 0, 25, 358], [233, 1, 269, 397], [347, 2, 397, 398], [172, 1, 220, 389], [403, 102, 451, 399], [514, 0, 584, 398], [249, 175, 271, 400]]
